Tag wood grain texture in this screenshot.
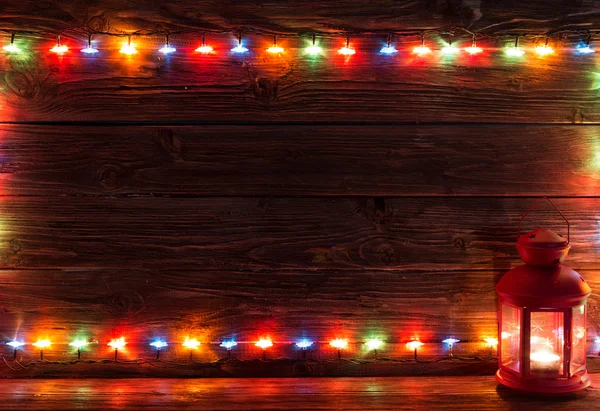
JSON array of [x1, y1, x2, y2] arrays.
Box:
[[1, 35, 600, 123], [0, 197, 598, 271], [0, 376, 598, 410], [3, 125, 600, 197]]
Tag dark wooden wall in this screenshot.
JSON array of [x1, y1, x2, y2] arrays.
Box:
[[2, 1, 600, 377]]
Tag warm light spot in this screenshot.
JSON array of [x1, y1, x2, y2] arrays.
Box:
[[195, 45, 213, 54], [255, 338, 273, 350], [69, 339, 88, 349], [338, 46, 356, 56], [330, 338, 348, 350], [406, 340, 424, 350], [365, 338, 384, 351], [267, 46, 284, 54], [530, 350, 560, 363], [501, 332, 512, 339], [442, 338, 459, 347], [6, 340, 25, 348], [50, 44, 68, 54], [484, 337, 498, 347], [412, 46, 431, 56], [150, 339, 168, 349], [574, 326, 585, 339], [120, 42, 138, 55], [33, 339, 51, 349], [220, 340, 238, 350], [108, 337, 127, 350], [3, 44, 20, 53], [183, 338, 200, 350], [296, 339, 314, 349], [535, 45, 554, 56], [464, 46, 483, 55]]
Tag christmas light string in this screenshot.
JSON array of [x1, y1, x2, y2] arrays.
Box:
[[2, 26, 600, 57]]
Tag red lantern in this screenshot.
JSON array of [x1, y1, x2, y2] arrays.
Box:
[[495, 198, 591, 393]]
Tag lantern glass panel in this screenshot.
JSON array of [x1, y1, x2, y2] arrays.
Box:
[[529, 311, 564, 376], [571, 304, 586, 375], [500, 304, 521, 373]]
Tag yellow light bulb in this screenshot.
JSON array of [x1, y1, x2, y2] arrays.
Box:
[[33, 339, 51, 349], [484, 337, 498, 347], [108, 337, 127, 350], [406, 341, 424, 350], [183, 337, 200, 350], [413, 46, 431, 56], [329, 338, 348, 349], [535, 45, 554, 56]]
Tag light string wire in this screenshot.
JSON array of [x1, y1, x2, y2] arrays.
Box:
[[1, 26, 599, 47]]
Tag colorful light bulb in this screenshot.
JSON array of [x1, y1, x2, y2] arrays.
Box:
[[120, 36, 137, 55], [365, 338, 384, 351], [441, 44, 459, 55], [267, 36, 284, 54], [195, 34, 213, 54], [6, 340, 25, 349], [464, 36, 483, 55], [329, 338, 348, 350], [506, 36, 525, 57], [380, 34, 397, 54], [150, 339, 168, 349], [33, 339, 51, 349], [306, 34, 323, 55], [296, 339, 314, 349], [50, 35, 68, 54], [3, 33, 20, 53], [406, 340, 424, 350], [577, 35, 595, 54], [442, 338, 460, 347], [220, 340, 238, 350], [69, 339, 88, 349], [535, 37, 554, 56], [484, 337, 498, 347], [338, 36, 356, 55], [255, 338, 273, 350], [183, 337, 201, 350], [81, 34, 98, 54], [413, 34, 431, 56], [231, 33, 248, 53], [108, 337, 127, 350], [159, 35, 176, 54]]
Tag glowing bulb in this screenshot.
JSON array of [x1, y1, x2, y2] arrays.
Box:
[[506, 47, 525, 57], [231, 44, 248, 53], [595, 337, 600, 344], [81, 47, 98, 54], [33, 339, 51, 349], [577, 45, 595, 54], [3, 44, 20, 53], [338, 46, 355, 55], [267, 46, 284, 54], [442, 338, 459, 347], [306, 45, 323, 55], [406, 341, 424, 350], [50, 42, 68, 54], [441, 45, 459, 54], [464, 46, 483, 55], [6, 340, 25, 348], [183, 338, 200, 350], [159, 45, 176, 54], [69, 339, 88, 349], [195, 45, 213, 54], [413, 46, 431, 56], [380, 46, 397, 54], [150, 339, 168, 349], [255, 338, 273, 350], [365, 338, 384, 351], [296, 339, 314, 349], [108, 337, 127, 350], [330, 338, 348, 349], [220, 340, 238, 350], [120, 42, 137, 55], [535, 45, 554, 56], [484, 338, 498, 347], [530, 350, 560, 363]]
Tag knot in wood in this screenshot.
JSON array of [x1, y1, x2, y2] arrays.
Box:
[[4, 71, 38, 99], [453, 237, 466, 249], [87, 15, 110, 32], [374, 243, 396, 264], [103, 290, 146, 316], [252, 78, 278, 104], [97, 164, 126, 190]]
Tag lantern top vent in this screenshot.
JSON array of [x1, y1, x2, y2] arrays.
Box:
[[516, 198, 570, 267]]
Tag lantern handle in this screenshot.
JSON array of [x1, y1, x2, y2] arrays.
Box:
[[517, 197, 569, 244]]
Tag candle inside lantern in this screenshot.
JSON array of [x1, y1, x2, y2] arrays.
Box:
[[530, 350, 561, 373]]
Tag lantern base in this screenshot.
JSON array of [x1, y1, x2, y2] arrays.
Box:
[[496, 369, 591, 394]]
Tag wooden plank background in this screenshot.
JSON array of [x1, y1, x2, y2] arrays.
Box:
[[1, 0, 600, 377]]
